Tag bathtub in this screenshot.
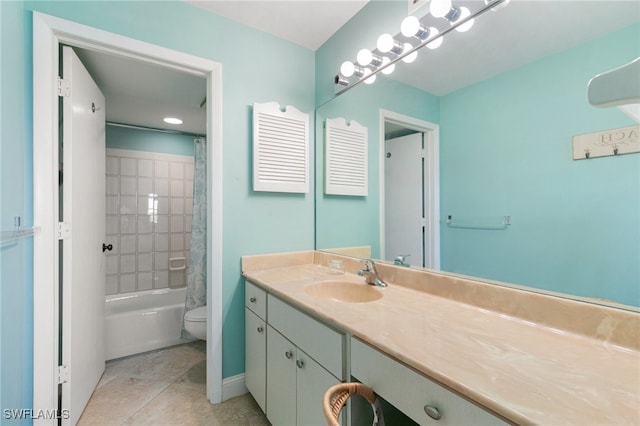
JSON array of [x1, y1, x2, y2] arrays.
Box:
[[105, 287, 191, 360]]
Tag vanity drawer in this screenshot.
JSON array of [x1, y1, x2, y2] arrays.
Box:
[[351, 338, 506, 426], [245, 280, 267, 319], [268, 295, 344, 379]]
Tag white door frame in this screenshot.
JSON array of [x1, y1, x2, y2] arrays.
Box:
[[378, 109, 440, 269], [33, 12, 223, 421]]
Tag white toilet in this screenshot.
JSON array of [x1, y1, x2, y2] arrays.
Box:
[[184, 306, 207, 340]]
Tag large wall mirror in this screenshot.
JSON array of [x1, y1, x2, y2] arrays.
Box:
[[315, 0, 640, 309]]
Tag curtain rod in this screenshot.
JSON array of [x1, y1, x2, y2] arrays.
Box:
[[106, 121, 205, 138]]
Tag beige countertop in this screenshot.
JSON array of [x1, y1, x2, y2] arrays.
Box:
[[242, 252, 640, 425]]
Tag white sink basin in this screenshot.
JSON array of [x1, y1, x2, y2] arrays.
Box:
[[305, 281, 383, 303]]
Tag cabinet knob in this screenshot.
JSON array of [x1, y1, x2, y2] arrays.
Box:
[[249, 297, 257, 303], [285, 350, 293, 359], [424, 405, 441, 420], [296, 360, 304, 369], [256, 326, 264, 333]]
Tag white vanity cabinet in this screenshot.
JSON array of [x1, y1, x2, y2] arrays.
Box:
[[266, 324, 341, 425], [351, 338, 507, 426], [244, 280, 346, 425], [245, 281, 267, 412]]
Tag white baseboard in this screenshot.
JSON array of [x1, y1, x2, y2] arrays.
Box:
[[222, 373, 247, 401]]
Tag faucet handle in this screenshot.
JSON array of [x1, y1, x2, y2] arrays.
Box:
[[360, 258, 374, 270]]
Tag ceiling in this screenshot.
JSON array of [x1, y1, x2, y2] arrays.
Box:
[[389, 0, 640, 96], [75, 49, 207, 135], [74, 0, 639, 136], [185, 0, 369, 51]]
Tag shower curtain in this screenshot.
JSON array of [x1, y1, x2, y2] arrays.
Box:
[[182, 138, 207, 338]]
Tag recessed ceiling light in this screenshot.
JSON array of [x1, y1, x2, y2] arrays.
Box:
[[163, 117, 183, 125]]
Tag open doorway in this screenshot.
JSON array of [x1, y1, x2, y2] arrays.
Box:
[[379, 109, 440, 270], [33, 12, 223, 424]]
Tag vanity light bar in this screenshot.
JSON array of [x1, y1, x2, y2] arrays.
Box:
[[335, 0, 509, 93]]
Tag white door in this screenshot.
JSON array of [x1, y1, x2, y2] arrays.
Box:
[[384, 133, 424, 267], [61, 46, 106, 425]]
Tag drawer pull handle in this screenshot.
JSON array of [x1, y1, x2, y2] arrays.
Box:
[[249, 297, 257, 303], [296, 360, 304, 369], [424, 405, 441, 420], [257, 326, 264, 333], [285, 350, 293, 359]]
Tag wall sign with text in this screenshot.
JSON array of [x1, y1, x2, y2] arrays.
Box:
[[573, 125, 639, 160]]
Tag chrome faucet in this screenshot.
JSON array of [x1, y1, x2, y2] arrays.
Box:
[[394, 254, 410, 267], [357, 259, 387, 287]]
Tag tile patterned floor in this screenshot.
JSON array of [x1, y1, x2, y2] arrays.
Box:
[[78, 341, 270, 425]]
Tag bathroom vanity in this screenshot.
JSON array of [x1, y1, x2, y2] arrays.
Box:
[[242, 250, 640, 425], [245, 280, 347, 425]]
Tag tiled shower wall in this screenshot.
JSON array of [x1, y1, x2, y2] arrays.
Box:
[[104, 148, 194, 295]]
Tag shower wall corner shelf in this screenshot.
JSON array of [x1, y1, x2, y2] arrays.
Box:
[[446, 215, 511, 230], [252, 101, 310, 194]]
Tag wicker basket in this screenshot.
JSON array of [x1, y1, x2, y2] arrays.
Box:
[[322, 382, 383, 426]]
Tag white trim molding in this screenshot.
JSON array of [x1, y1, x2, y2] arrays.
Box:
[[378, 109, 440, 269], [222, 373, 248, 401], [32, 12, 224, 422]]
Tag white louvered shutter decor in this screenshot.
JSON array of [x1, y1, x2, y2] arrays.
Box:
[[253, 102, 309, 193], [325, 117, 368, 196]]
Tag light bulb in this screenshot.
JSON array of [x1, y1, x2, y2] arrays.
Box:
[[357, 49, 373, 66], [400, 16, 420, 37], [163, 117, 182, 125], [430, 0, 452, 18], [402, 43, 417, 64], [401, 15, 430, 40], [340, 61, 355, 77], [426, 27, 443, 49], [363, 68, 376, 84], [377, 34, 394, 53], [454, 7, 475, 32], [380, 57, 395, 75]]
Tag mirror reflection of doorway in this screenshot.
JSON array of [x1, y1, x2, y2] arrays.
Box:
[[380, 110, 440, 270], [384, 132, 425, 267]]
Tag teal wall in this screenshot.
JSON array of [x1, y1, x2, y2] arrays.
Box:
[[106, 125, 196, 156], [1, 0, 34, 422], [1, 1, 315, 420], [439, 23, 640, 305], [0, 2, 33, 422]]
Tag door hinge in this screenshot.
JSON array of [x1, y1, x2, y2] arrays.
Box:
[[57, 77, 70, 97], [57, 222, 71, 240], [57, 365, 69, 384]]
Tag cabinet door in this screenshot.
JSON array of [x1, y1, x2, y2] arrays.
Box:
[[245, 308, 266, 412], [267, 326, 297, 426], [296, 349, 342, 426]]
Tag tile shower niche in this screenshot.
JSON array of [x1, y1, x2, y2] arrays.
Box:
[[104, 148, 195, 295]]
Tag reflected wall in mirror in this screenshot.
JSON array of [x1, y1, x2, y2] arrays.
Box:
[[315, 1, 640, 308]]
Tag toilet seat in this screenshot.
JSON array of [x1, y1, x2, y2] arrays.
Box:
[[185, 306, 206, 322]]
